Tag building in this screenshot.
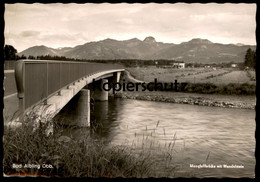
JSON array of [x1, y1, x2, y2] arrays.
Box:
[[173, 62, 185, 69], [231, 64, 237, 68]]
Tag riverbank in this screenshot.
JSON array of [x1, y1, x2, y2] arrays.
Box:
[[120, 70, 256, 109], [3, 118, 177, 177], [112, 91, 255, 110]]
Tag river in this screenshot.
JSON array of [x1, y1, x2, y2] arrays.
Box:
[[54, 96, 255, 178]]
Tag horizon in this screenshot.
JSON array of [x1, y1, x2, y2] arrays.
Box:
[[5, 3, 256, 52], [18, 36, 256, 53]]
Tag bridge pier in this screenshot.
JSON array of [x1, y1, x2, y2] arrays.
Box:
[[53, 88, 90, 128], [92, 79, 109, 101], [76, 89, 90, 127], [113, 71, 121, 85], [110, 71, 122, 97]]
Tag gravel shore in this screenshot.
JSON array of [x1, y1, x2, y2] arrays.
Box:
[[111, 91, 255, 110], [118, 70, 256, 110]]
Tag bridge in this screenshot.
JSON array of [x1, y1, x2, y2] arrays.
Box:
[[5, 59, 125, 128]]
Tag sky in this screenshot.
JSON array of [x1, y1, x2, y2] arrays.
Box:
[[4, 3, 256, 52]]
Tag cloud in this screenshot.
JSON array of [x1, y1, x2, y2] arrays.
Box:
[[20, 31, 40, 37], [4, 3, 256, 52]]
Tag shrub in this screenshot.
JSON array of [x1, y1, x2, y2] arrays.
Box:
[[4, 117, 177, 177], [180, 82, 255, 95]]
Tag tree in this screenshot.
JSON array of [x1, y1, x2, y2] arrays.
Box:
[[4, 45, 17, 60], [244, 48, 255, 69], [28, 55, 36, 59]]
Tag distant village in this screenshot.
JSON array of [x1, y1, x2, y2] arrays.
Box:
[[143, 60, 185, 68], [130, 59, 242, 70]]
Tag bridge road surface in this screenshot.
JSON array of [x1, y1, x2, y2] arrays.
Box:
[[3, 70, 19, 124]]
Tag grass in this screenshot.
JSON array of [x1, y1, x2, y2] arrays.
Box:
[[127, 67, 256, 85], [184, 82, 255, 95], [127, 67, 210, 82], [206, 70, 252, 84], [125, 67, 256, 95], [3, 113, 178, 178]]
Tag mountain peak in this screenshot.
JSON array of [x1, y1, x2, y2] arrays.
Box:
[[36, 45, 48, 48], [235, 43, 245, 46], [188, 38, 213, 44], [127, 38, 141, 41], [102, 38, 116, 42], [143, 36, 156, 43]]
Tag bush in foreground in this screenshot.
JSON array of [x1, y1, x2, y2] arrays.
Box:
[[4, 118, 177, 178]]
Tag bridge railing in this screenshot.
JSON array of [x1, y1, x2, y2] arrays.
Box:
[[4, 60, 16, 70], [15, 59, 124, 112]]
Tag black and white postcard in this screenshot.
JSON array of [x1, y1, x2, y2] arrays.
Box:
[[3, 1, 257, 179]]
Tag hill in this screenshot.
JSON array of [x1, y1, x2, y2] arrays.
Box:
[[18, 37, 256, 63]]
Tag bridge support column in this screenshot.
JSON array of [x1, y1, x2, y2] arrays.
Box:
[[93, 79, 108, 101], [77, 89, 90, 127], [113, 71, 121, 84], [110, 71, 122, 97]]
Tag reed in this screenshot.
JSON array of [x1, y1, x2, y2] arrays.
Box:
[[4, 116, 178, 178]]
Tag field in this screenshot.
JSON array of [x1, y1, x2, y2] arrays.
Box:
[[127, 67, 256, 85]]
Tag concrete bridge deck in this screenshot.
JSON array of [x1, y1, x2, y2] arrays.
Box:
[[4, 60, 125, 127], [4, 70, 19, 124]]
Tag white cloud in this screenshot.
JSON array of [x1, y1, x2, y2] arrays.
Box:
[[4, 3, 256, 52]]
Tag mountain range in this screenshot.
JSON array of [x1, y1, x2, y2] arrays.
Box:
[[18, 36, 256, 63]]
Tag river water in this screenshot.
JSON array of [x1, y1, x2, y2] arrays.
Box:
[[54, 96, 255, 178]]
